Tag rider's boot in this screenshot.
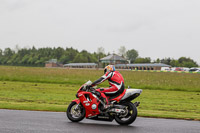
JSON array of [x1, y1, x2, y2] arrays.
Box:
[[96, 90, 112, 110], [100, 97, 112, 110]]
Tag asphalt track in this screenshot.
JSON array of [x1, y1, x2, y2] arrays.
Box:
[[0, 109, 199, 133]]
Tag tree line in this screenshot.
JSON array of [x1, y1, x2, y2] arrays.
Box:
[[117, 46, 198, 68], [0, 46, 198, 68], [0, 47, 102, 67]]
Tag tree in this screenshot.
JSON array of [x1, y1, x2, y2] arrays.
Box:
[[14, 44, 21, 53], [2, 48, 14, 65], [73, 53, 88, 63], [118, 46, 126, 58], [135, 57, 151, 63], [0, 49, 2, 64], [154, 58, 160, 63], [97, 47, 106, 62], [161, 58, 171, 65], [158, 57, 198, 68], [65, 47, 78, 62], [97, 47, 105, 55], [170, 59, 180, 67], [177, 57, 198, 68], [20, 55, 30, 65], [4, 48, 14, 57], [59, 55, 68, 64], [126, 49, 139, 63], [0, 46, 199, 68], [182, 62, 198, 68], [0, 49, 3, 56], [97, 47, 105, 57]]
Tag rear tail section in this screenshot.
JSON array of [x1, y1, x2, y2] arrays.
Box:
[[120, 89, 142, 102]]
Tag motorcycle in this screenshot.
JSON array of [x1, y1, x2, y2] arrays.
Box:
[[66, 81, 142, 125]]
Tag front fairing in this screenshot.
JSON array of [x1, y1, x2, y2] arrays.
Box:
[[77, 91, 101, 118]]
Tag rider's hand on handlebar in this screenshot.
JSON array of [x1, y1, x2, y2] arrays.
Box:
[[86, 85, 94, 91], [86, 85, 90, 89], [91, 90, 101, 97]]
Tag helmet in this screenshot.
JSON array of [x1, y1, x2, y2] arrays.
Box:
[[104, 65, 115, 74]]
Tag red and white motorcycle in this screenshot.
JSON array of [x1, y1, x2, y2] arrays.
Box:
[[66, 81, 142, 125]]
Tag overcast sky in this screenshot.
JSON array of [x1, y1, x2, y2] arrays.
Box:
[[0, 0, 200, 64]]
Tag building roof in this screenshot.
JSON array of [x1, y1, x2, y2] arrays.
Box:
[[115, 63, 171, 67], [115, 64, 127, 67], [100, 54, 127, 61], [63, 63, 97, 67]]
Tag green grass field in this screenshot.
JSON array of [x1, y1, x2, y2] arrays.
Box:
[[0, 66, 200, 91], [0, 66, 200, 120]]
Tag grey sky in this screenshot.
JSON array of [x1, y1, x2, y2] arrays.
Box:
[[0, 0, 200, 64]]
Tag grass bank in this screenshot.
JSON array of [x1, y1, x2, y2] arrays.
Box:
[[0, 81, 199, 120], [0, 66, 200, 92]]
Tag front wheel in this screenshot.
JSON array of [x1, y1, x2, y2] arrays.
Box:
[[115, 102, 137, 125], [66, 102, 85, 122]]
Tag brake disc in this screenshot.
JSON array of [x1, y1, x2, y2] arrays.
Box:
[[119, 107, 129, 118]]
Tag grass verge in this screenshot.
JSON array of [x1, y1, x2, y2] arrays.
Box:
[[0, 81, 199, 120], [0, 66, 200, 92]]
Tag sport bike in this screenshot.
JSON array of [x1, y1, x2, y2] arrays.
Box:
[[66, 81, 142, 125]]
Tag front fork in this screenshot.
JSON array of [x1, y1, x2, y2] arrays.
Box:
[[71, 99, 81, 111], [74, 103, 80, 111]]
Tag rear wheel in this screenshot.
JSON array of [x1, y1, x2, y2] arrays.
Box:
[[66, 102, 85, 122], [115, 102, 137, 125]]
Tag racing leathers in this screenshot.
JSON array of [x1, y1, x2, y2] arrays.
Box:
[[91, 71, 125, 105]]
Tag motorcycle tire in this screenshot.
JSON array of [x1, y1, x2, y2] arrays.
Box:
[[115, 102, 137, 125], [66, 102, 85, 122]]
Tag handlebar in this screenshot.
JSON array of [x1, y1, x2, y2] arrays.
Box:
[[82, 85, 95, 92]]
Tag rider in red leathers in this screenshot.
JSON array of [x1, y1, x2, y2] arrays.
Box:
[[88, 65, 125, 109]]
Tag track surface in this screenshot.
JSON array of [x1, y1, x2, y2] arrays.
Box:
[[0, 109, 199, 133]]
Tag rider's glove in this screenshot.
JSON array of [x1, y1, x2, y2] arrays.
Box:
[[100, 88, 104, 91], [86, 85, 92, 90], [91, 90, 101, 97]]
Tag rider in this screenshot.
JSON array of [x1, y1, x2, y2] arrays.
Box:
[[88, 65, 125, 109]]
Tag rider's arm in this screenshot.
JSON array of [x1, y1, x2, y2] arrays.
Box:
[[91, 72, 113, 87]]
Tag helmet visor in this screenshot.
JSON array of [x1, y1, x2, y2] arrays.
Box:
[[104, 68, 107, 74]]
